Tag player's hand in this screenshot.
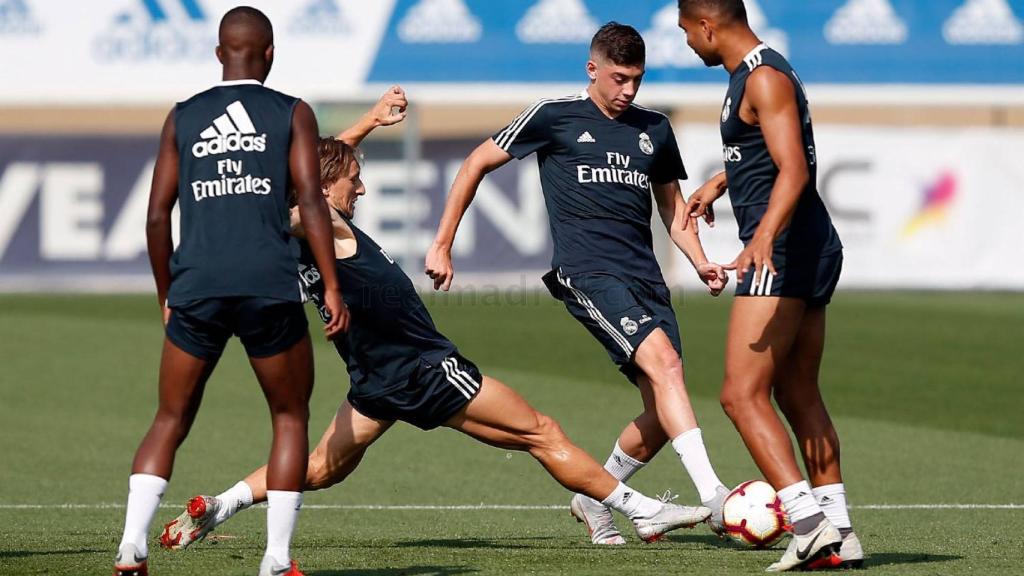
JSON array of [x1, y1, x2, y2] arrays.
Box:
[[322, 288, 350, 338], [724, 235, 776, 288], [424, 243, 454, 291], [682, 178, 726, 231], [161, 304, 171, 327], [369, 85, 408, 127], [696, 261, 729, 297]]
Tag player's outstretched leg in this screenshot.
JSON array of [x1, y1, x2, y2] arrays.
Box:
[[445, 375, 711, 543], [162, 400, 392, 550], [115, 339, 218, 576], [773, 306, 862, 569], [248, 335, 316, 576], [631, 329, 728, 530], [720, 297, 841, 572]]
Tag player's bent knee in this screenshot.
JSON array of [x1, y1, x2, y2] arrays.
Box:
[[527, 412, 568, 450]]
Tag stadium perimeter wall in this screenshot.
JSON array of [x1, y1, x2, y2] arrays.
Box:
[[1, 0, 1022, 291]]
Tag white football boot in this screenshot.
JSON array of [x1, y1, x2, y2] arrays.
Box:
[[839, 531, 865, 569], [570, 494, 627, 545], [160, 495, 222, 550], [113, 543, 147, 576], [631, 499, 712, 543], [766, 517, 842, 572], [702, 485, 730, 537]]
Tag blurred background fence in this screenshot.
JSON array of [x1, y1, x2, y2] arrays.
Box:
[[1, 0, 1022, 292]]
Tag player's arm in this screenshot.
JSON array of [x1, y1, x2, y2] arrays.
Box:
[[425, 138, 513, 291], [725, 67, 809, 286], [337, 85, 408, 147], [682, 170, 728, 230], [146, 109, 179, 326], [291, 100, 349, 336], [653, 180, 727, 296]]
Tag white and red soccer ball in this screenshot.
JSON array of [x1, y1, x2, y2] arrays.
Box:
[[721, 480, 789, 548]]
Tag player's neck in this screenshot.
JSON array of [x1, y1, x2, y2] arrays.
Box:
[[721, 31, 763, 74], [221, 63, 269, 84], [586, 86, 625, 120]]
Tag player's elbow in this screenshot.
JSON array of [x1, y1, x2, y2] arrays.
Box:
[[780, 163, 810, 189], [145, 210, 170, 234]]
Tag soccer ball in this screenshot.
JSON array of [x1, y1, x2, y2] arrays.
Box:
[[721, 480, 789, 548]]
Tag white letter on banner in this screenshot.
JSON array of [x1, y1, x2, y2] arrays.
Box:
[[105, 160, 154, 260], [41, 163, 104, 260], [0, 163, 41, 260]]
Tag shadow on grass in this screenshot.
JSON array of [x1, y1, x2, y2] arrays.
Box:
[[0, 549, 103, 558], [394, 537, 554, 550], [867, 552, 962, 567], [664, 533, 739, 548], [309, 566, 477, 576]]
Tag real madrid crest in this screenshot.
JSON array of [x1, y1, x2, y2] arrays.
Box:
[[722, 97, 732, 123], [638, 132, 654, 155], [620, 316, 639, 336]]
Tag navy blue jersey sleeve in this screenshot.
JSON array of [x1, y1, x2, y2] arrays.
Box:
[[491, 101, 552, 159], [650, 124, 687, 184]]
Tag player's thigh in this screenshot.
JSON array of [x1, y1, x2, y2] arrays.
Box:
[[774, 305, 827, 398], [724, 296, 807, 396], [248, 333, 315, 410], [313, 401, 393, 469], [155, 337, 218, 418], [634, 327, 684, 379], [445, 376, 550, 450]]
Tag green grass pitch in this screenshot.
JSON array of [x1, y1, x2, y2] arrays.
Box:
[[1, 291, 1022, 575]]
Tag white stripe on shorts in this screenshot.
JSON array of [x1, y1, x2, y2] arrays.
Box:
[[556, 270, 634, 356], [440, 360, 472, 399], [445, 358, 479, 394]]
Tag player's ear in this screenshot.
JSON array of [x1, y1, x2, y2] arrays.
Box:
[[215, 44, 224, 65], [701, 18, 713, 42], [265, 45, 275, 68], [586, 59, 598, 81]]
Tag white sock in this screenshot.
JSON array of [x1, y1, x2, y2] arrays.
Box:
[[671, 428, 725, 502], [601, 482, 662, 520], [215, 480, 255, 524], [265, 490, 302, 566], [778, 480, 823, 524], [813, 483, 852, 530], [603, 442, 646, 482], [119, 474, 168, 558]]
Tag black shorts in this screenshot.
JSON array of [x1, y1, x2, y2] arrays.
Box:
[[166, 297, 309, 361], [542, 268, 682, 384], [348, 352, 482, 431], [735, 251, 843, 308]]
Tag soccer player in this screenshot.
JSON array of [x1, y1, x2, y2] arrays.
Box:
[[676, 0, 862, 571], [424, 23, 730, 545], [160, 134, 711, 560], [113, 8, 346, 576]]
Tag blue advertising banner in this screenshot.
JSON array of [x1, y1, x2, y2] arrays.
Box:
[[370, 0, 1024, 84]]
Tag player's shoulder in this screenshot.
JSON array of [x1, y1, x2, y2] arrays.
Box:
[[626, 102, 674, 137], [520, 91, 589, 119]]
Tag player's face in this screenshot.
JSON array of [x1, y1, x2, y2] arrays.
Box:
[[323, 158, 365, 218], [678, 14, 722, 67], [590, 58, 645, 113]]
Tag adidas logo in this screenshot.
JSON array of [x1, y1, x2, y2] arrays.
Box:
[[192, 101, 267, 159], [516, 0, 598, 44], [398, 0, 482, 44], [825, 0, 908, 45], [577, 131, 596, 143], [0, 0, 42, 35], [95, 0, 214, 61]]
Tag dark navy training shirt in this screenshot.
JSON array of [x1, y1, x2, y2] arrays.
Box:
[[168, 80, 302, 306], [298, 214, 457, 398], [720, 45, 842, 257], [493, 90, 687, 281]]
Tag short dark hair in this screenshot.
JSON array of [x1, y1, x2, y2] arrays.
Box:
[[219, 6, 274, 43], [590, 22, 645, 66], [677, 0, 748, 24]]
